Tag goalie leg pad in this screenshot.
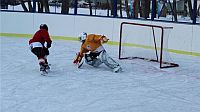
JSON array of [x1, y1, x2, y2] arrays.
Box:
[[92, 59, 102, 67], [85, 54, 102, 67], [99, 50, 122, 71]]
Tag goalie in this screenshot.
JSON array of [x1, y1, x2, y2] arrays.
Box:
[[73, 32, 122, 73]]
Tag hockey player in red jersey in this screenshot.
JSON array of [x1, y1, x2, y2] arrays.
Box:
[[29, 24, 52, 74], [73, 32, 122, 73]]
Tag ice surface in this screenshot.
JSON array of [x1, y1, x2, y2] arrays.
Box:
[[1, 36, 200, 112]]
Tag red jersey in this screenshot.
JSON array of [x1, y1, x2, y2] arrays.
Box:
[[29, 29, 52, 46]]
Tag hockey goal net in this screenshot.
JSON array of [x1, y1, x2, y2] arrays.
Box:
[[119, 22, 179, 68]]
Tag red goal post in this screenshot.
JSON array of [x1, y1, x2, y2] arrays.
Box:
[[119, 22, 179, 68]]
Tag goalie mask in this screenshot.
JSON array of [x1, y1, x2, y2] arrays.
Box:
[[78, 32, 87, 42]]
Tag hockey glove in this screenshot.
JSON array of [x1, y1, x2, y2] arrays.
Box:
[[73, 52, 83, 64], [47, 42, 51, 48], [100, 36, 109, 44], [44, 48, 49, 55]]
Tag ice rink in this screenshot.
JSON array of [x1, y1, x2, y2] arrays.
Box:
[[1, 36, 200, 112]]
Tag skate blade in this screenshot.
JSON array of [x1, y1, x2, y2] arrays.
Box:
[[113, 67, 122, 73], [46, 69, 51, 73], [40, 71, 48, 76]]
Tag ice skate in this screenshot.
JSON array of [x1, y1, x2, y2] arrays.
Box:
[[113, 65, 122, 73], [40, 64, 48, 75], [44, 64, 51, 72]]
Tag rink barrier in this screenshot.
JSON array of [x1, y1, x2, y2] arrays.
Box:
[[1, 33, 200, 57], [0, 33, 78, 41]]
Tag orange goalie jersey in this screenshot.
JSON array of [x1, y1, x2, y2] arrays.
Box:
[[73, 34, 109, 64], [73, 33, 121, 73], [79, 34, 108, 57]]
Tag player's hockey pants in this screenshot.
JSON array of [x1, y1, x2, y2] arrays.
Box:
[[31, 47, 49, 64]]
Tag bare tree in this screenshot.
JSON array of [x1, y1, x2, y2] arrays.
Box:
[[187, 0, 193, 20], [88, 0, 92, 15], [159, 0, 167, 17], [106, 0, 110, 16], [124, 0, 130, 18], [27, 0, 33, 12], [37, 0, 44, 12], [183, 0, 187, 16], [198, 4, 200, 16], [141, 0, 150, 19], [61, 0, 70, 14], [134, 0, 139, 18], [109, 0, 114, 16], [41, 0, 50, 12], [119, 0, 123, 18], [173, 0, 177, 22], [20, 0, 28, 12], [19, 0, 33, 12], [28, 0, 48, 13]]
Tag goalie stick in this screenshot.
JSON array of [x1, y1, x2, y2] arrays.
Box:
[[78, 60, 84, 68], [74, 52, 84, 68]]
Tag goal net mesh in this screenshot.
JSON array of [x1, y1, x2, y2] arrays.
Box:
[[119, 22, 179, 68]]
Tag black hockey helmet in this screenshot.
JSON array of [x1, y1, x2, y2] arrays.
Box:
[[40, 24, 48, 31]]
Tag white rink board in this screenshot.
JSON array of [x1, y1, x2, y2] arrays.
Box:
[[0, 11, 199, 54]]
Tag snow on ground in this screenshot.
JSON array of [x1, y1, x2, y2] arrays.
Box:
[[1, 36, 200, 112]]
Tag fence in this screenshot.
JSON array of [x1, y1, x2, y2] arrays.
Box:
[[0, 0, 200, 24]]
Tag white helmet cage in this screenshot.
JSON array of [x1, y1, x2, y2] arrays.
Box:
[[78, 32, 87, 42]]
